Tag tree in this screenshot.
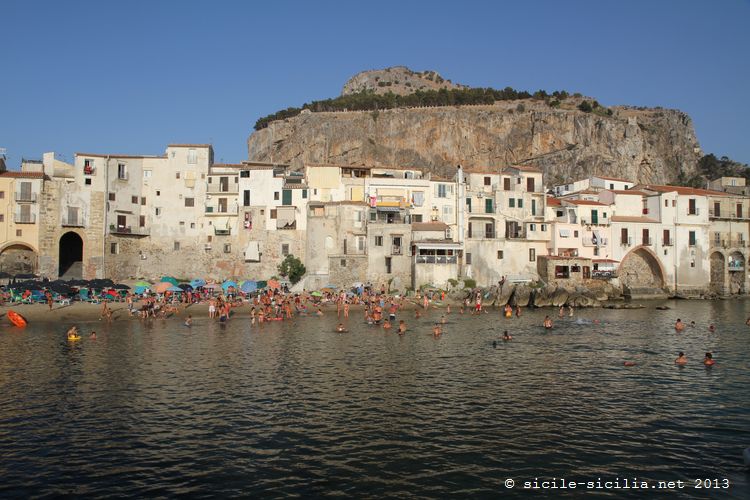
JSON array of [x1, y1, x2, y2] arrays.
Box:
[[277, 254, 306, 284], [578, 100, 593, 113]]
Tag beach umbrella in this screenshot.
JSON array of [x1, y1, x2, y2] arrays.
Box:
[[167, 285, 183, 292], [134, 285, 148, 294], [160, 276, 179, 286], [203, 283, 220, 290], [0, 272, 12, 279], [134, 281, 150, 288], [240, 281, 257, 293], [324, 284, 338, 290], [256, 280, 267, 289], [190, 278, 206, 288], [221, 280, 238, 291], [320, 287, 335, 293], [267, 279, 280, 289], [112, 283, 130, 290], [14, 273, 36, 280], [178, 283, 193, 291], [154, 282, 172, 293], [68, 279, 89, 287], [311, 291, 323, 297]]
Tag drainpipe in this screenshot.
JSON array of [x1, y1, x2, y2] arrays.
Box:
[[456, 165, 465, 276]]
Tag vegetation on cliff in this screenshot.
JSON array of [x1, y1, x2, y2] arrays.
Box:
[[677, 154, 750, 187], [254, 87, 574, 131]]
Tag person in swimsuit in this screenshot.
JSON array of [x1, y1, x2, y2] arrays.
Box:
[[675, 319, 685, 331], [703, 352, 715, 366], [675, 352, 687, 365], [398, 320, 406, 335], [432, 323, 442, 337], [543, 316, 553, 329], [502, 330, 512, 341]]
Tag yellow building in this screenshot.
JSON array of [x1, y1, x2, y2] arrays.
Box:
[[0, 170, 45, 275]]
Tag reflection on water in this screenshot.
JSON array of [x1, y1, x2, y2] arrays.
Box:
[[1, 301, 749, 497]]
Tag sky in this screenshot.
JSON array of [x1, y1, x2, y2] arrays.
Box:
[[2, 0, 749, 167]]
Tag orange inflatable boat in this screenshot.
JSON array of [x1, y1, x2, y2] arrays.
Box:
[[8, 310, 28, 328]]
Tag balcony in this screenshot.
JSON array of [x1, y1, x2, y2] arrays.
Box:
[[276, 220, 297, 230], [15, 192, 37, 203], [468, 230, 496, 240], [686, 207, 700, 216], [109, 224, 149, 236], [391, 245, 402, 255], [62, 216, 86, 227], [582, 236, 608, 247], [205, 205, 239, 215], [663, 239, 673, 246], [709, 209, 748, 220], [14, 214, 36, 224], [642, 238, 653, 246], [592, 270, 618, 279], [83, 166, 96, 175], [415, 255, 458, 264], [214, 227, 231, 236], [206, 184, 239, 194]]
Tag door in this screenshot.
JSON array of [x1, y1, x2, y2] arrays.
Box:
[[243, 190, 250, 206], [218, 198, 227, 213], [642, 228, 650, 246], [485, 198, 493, 213], [385, 257, 392, 274], [527, 177, 535, 192], [737, 204, 743, 218], [591, 210, 598, 224], [219, 177, 229, 192], [117, 215, 126, 230], [282, 189, 292, 206], [503, 178, 511, 191], [714, 202, 721, 217], [583, 266, 591, 279]]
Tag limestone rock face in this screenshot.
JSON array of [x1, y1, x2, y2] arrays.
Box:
[[248, 99, 702, 184], [342, 66, 467, 96]]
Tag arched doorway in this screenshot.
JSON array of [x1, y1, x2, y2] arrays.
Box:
[[0, 243, 38, 275], [728, 251, 745, 294], [619, 247, 665, 290], [710, 251, 725, 293], [59, 232, 83, 278]]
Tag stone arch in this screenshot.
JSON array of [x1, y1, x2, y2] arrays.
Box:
[[618, 246, 665, 290], [710, 251, 725, 293], [0, 242, 38, 275], [728, 250, 745, 294], [59, 231, 84, 278]]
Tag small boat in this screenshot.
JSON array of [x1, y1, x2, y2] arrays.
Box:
[[7, 310, 27, 328]]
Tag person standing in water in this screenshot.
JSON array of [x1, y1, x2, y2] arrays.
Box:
[[543, 316, 553, 329], [675, 352, 687, 365]]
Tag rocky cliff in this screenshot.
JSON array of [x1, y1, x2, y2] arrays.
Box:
[[342, 66, 467, 96], [248, 75, 703, 184]]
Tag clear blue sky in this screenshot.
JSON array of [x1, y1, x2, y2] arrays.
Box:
[[2, 0, 749, 166]]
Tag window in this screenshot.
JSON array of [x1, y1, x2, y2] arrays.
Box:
[[0, 191, 4, 199], [139, 215, 145, 227], [110, 243, 118, 254], [85, 178, 91, 185], [185, 198, 194, 207], [574, 230, 579, 237], [518, 198, 523, 208], [412, 214, 423, 223], [509, 198, 515, 208], [282, 244, 291, 256], [156, 190, 161, 196], [179, 221, 185, 226], [340, 259, 346, 267], [375, 236, 383, 246], [357, 236, 365, 252], [672, 200, 676, 207], [392, 236, 402, 247], [224, 243, 231, 253], [529, 248, 536, 262], [188, 149, 197, 164], [176, 172, 181, 179], [484, 176, 491, 186], [665, 199, 668, 207], [370, 211, 376, 222], [270, 209, 277, 219], [143, 170, 152, 179], [442, 206, 453, 220], [466, 197, 472, 213], [689, 231, 696, 246], [240, 171, 250, 178], [466, 252, 472, 265], [497, 250, 504, 259], [16, 229, 21, 237], [556, 210, 564, 217], [529, 223, 536, 231], [541, 224, 547, 231], [302, 189, 308, 199], [0, 214, 3, 222], [174, 242, 180, 251], [355, 211, 362, 222], [594, 247, 600, 256], [435, 183, 453, 198], [603, 212, 607, 218], [485, 198, 494, 213], [688, 198, 696, 215], [109, 193, 115, 201], [609, 183, 614, 190], [621, 228, 629, 245], [132, 196, 138, 204], [503, 178, 511, 191], [117, 163, 127, 180], [155, 207, 162, 216], [191, 223, 195, 229], [243, 190, 250, 206], [274, 192, 279, 201], [141, 197, 146, 205]]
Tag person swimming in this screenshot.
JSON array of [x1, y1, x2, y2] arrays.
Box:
[[398, 320, 406, 335], [675, 352, 687, 365], [185, 315, 193, 327], [708, 324, 716, 332], [382, 319, 392, 329], [90, 331, 97, 339], [675, 319, 685, 331], [543, 316, 553, 329], [67, 326, 79, 340], [335, 323, 347, 333], [432, 323, 442, 337], [703, 352, 715, 366], [440, 314, 446, 324], [502, 330, 512, 341]]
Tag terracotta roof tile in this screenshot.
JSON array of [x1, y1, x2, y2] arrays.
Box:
[[564, 199, 608, 206], [412, 222, 448, 231], [546, 197, 562, 206], [637, 184, 731, 197], [0, 171, 46, 179]]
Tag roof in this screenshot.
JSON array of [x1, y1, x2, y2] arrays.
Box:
[[593, 259, 620, 263], [542, 255, 592, 261], [607, 189, 648, 196], [636, 184, 730, 197], [609, 215, 659, 223], [308, 200, 368, 207], [563, 199, 608, 206], [506, 165, 543, 173], [593, 175, 633, 183], [75, 152, 165, 159], [0, 171, 47, 179], [546, 197, 562, 206], [412, 222, 448, 231], [211, 163, 244, 168], [167, 144, 212, 148]]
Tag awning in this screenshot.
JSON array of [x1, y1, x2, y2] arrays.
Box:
[[559, 228, 571, 237], [376, 206, 401, 212], [412, 191, 424, 207], [276, 206, 295, 227], [244, 241, 260, 262], [413, 242, 462, 250]]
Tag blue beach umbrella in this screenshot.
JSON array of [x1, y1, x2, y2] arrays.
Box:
[[190, 278, 206, 288], [221, 280, 238, 291], [161, 276, 179, 286], [167, 285, 183, 292], [240, 281, 257, 293]]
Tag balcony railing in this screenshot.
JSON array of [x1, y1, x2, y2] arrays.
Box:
[[15, 192, 37, 203], [642, 237, 653, 246], [205, 206, 239, 215], [14, 214, 36, 224], [468, 230, 496, 239], [415, 255, 458, 264], [391, 245, 402, 255], [206, 184, 239, 194], [687, 207, 700, 216], [109, 225, 149, 236], [62, 216, 86, 227], [582, 237, 608, 247], [214, 227, 231, 236], [709, 209, 748, 220], [592, 270, 617, 279], [663, 239, 673, 246]]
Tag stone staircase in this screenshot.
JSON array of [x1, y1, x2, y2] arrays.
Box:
[[59, 261, 82, 280]]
